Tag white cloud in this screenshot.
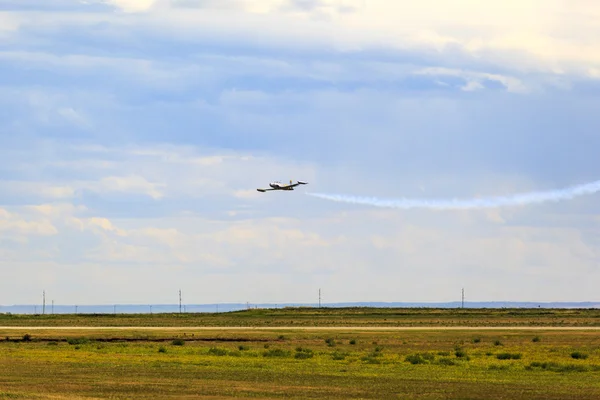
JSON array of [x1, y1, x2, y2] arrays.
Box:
[[414, 67, 529, 93], [88, 217, 128, 236], [0, 13, 20, 38], [0, 208, 58, 238], [0, 182, 76, 199], [105, 0, 156, 12], [92, 175, 166, 199], [1, 175, 164, 201], [98, 0, 598, 77], [4, 1, 600, 80], [57, 107, 90, 128]]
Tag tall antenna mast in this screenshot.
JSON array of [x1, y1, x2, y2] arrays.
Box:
[[461, 288, 464, 309], [179, 289, 182, 313], [42, 290, 46, 315], [318, 288, 321, 308]]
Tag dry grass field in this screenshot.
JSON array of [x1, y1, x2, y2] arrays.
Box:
[[1, 308, 599, 399]]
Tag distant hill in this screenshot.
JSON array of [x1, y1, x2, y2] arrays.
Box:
[[1, 301, 599, 314]]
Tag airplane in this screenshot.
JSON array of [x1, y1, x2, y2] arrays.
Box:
[[257, 180, 308, 192]]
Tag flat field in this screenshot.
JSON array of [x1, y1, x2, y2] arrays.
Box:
[[1, 308, 599, 399], [1, 307, 600, 327]]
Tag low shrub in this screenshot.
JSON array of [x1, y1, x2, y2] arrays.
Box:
[[208, 347, 228, 356], [67, 338, 90, 345], [528, 361, 589, 373], [436, 357, 457, 366], [331, 351, 348, 361], [571, 351, 588, 360], [294, 349, 314, 359], [171, 339, 185, 346], [405, 353, 435, 365], [496, 353, 522, 360], [455, 349, 467, 358], [361, 355, 381, 364], [263, 349, 291, 358]]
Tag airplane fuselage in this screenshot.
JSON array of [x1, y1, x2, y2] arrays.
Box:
[[257, 180, 307, 192], [270, 182, 294, 190]]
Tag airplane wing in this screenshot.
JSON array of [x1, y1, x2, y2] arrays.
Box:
[[257, 188, 275, 192], [283, 180, 308, 189]]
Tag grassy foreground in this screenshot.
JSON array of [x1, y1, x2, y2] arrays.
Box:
[[1, 307, 600, 327], [1, 323, 600, 398]]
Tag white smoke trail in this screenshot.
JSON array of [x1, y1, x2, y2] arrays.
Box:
[[307, 180, 600, 210]]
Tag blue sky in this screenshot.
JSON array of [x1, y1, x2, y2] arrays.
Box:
[[1, 0, 600, 305]]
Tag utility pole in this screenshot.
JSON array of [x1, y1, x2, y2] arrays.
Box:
[[461, 288, 465, 309], [179, 289, 182, 313], [318, 288, 321, 308], [52, 300, 54, 315], [42, 290, 46, 315]]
